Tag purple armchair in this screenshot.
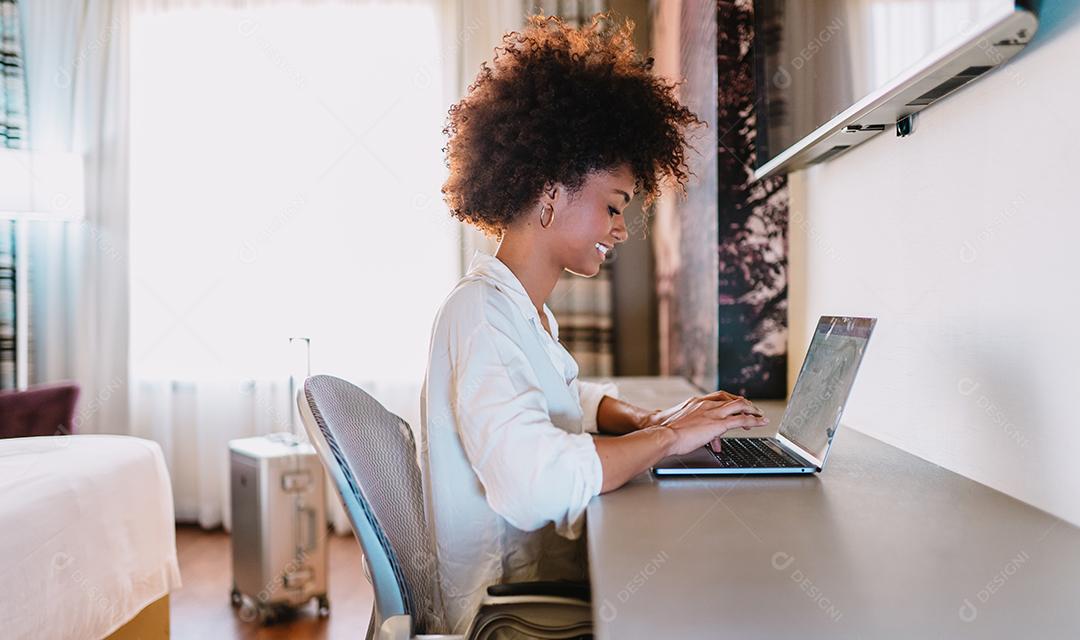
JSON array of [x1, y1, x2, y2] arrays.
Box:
[[0, 382, 80, 439]]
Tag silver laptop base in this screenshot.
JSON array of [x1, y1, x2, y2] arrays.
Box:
[[653, 465, 815, 476]]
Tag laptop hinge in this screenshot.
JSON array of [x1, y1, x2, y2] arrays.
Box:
[[775, 433, 824, 470]]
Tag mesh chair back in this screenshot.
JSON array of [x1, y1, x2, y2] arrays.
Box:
[[299, 375, 443, 633]]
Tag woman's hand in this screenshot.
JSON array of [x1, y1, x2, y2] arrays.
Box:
[[592, 390, 768, 493], [646, 391, 768, 456]]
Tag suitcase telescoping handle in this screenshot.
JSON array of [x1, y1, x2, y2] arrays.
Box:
[[282, 470, 319, 552], [288, 337, 311, 438], [301, 505, 318, 552]]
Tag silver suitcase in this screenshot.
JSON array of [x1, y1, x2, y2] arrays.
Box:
[[228, 433, 329, 623]]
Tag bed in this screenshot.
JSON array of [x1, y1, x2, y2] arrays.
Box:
[[0, 435, 182, 639]]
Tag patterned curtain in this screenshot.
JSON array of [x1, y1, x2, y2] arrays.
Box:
[[523, 0, 615, 377], [0, 0, 28, 389]]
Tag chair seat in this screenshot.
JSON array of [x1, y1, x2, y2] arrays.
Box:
[[485, 581, 590, 603]]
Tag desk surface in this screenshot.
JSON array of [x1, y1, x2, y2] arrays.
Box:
[[586, 377, 1080, 639]]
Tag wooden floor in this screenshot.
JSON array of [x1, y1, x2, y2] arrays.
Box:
[[172, 525, 373, 639]]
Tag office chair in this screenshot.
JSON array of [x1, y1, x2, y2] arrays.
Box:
[[296, 375, 593, 640]]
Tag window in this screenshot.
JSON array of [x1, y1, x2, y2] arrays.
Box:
[[130, 3, 459, 386]]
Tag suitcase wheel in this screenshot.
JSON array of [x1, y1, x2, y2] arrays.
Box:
[[248, 602, 287, 625], [259, 604, 280, 625], [237, 599, 259, 623]]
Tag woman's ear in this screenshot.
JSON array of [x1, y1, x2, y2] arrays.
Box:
[[542, 181, 558, 206]]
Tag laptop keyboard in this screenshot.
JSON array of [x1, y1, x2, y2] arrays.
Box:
[[708, 438, 806, 468]]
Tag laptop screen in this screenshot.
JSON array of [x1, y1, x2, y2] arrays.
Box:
[[778, 316, 875, 463]]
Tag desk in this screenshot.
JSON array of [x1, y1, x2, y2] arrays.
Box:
[[586, 377, 1080, 639]]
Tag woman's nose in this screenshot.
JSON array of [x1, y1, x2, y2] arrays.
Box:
[[612, 217, 629, 243]]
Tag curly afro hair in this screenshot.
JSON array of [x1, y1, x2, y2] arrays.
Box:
[[441, 12, 703, 238]]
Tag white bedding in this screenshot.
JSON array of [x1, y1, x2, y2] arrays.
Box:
[[0, 435, 182, 640]]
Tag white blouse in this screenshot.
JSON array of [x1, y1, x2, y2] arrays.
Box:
[[419, 250, 618, 633]]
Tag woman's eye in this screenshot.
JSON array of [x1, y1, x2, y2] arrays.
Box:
[[608, 206, 619, 217]]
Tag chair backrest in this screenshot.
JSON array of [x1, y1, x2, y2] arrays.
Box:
[[296, 375, 443, 634], [0, 382, 79, 439]]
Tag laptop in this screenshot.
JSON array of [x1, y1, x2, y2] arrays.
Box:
[[653, 316, 876, 476]]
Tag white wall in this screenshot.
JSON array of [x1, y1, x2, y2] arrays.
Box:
[[788, 8, 1080, 527]]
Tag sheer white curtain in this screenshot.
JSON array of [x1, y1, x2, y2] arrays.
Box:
[[447, 0, 531, 269], [127, 0, 463, 529], [21, 0, 132, 434]]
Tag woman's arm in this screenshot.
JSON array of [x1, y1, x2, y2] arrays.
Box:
[[454, 321, 605, 536], [593, 389, 744, 435], [595, 395, 658, 435], [592, 426, 676, 492]]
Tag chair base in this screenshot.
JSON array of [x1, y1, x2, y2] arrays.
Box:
[[374, 592, 593, 640], [468, 593, 592, 639]]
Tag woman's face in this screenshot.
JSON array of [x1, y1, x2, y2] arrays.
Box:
[[545, 164, 633, 277]]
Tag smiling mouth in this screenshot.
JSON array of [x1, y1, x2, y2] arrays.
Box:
[[595, 242, 612, 259]]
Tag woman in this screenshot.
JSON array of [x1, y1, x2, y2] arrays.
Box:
[[420, 12, 768, 634]]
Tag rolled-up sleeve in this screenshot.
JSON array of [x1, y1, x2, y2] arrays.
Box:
[[452, 320, 603, 539], [574, 379, 619, 434]]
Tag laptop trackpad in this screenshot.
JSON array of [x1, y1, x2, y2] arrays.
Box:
[[654, 446, 717, 469]]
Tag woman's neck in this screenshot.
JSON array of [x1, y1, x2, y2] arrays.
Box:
[[494, 232, 561, 317]]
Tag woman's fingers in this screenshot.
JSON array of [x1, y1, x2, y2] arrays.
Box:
[[718, 412, 769, 432], [664, 396, 769, 455], [702, 390, 740, 404], [730, 398, 764, 416], [708, 397, 763, 418]]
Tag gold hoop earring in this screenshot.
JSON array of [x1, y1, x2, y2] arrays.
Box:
[[539, 203, 555, 228]]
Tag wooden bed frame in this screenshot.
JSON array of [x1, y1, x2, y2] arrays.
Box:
[[106, 594, 170, 639]]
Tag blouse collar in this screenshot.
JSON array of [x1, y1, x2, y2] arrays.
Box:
[[466, 250, 558, 340]]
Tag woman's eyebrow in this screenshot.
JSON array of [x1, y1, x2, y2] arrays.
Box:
[[613, 189, 630, 204]]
